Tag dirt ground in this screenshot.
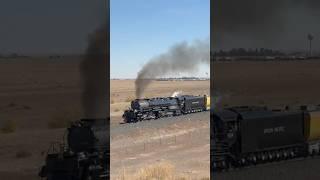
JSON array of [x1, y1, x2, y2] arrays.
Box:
[[3, 58, 320, 179], [213, 60, 320, 179], [0, 57, 83, 179], [110, 79, 210, 179], [0, 59, 210, 180], [213, 60, 320, 107]]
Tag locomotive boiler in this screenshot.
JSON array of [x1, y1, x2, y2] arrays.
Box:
[[123, 95, 210, 123], [212, 105, 320, 172], [39, 118, 109, 180]]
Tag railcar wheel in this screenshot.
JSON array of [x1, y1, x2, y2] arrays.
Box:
[[290, 151, 295, 158], [252, 155, 257, 164], [275, 152, 281, 160], [213, 162, 217, 170], [283, 151, 288, 160], [221, 161, 227, 169], [267, 152, 273, 161], [261, 153, 266, 162]]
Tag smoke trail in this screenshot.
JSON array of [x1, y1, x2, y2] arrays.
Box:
[[171, 91, 183, 97], [212, 0, 320, 50], [80, 25, 108, 118], [135, 39, 209, 98]]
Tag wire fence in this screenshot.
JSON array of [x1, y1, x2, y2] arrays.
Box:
[[113, 129, 209, 156]]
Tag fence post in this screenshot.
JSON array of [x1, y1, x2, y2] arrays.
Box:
[[174, 135, 176, 144]]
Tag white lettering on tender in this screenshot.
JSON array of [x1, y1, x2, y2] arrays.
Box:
[[263, 126, 285, 134]]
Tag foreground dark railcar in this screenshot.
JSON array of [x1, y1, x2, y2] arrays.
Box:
[[123, 95, 210, 123], [212, 105, 320, 172], [39, 119, 109, 180]]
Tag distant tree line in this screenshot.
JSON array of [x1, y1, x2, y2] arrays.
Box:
[[0, 53, 84, 59], [0, 53, 30, 58], [213, 48, 285, 57]]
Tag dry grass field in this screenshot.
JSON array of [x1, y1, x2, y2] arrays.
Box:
[[0, 57, 210, 179], [213, 60, 320, 179], [110, 79, 210, 179], [214, 60, 320, 107], [4, 57, 320, 179], [0, 57, 83, 179]]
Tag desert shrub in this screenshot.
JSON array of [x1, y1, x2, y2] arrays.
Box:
[[16, 150, 32, 158], [118, 168, 127, 180], [118, 162, 207, 180], [175, 177, 188, 180], [48, 109, 80, 129], [111, 99, 115, 104], [135, 162, 175, 180], [175, 176, 210, 180], [125, 97, 133, 102], [23, 105, 32, 110], [1, 119, 17, 133], [200, 178, 210, 180], [8, 102, 17, 107], [114, 108, 120, 112]]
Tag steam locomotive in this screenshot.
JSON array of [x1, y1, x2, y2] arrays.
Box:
[[39, 119, 109, 180], [123, 95, 210, 123], [212, 105, 320, 172]]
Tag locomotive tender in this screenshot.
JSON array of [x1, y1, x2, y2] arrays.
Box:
[[212, 105, 320, 172], [123, 95, 210, 123]]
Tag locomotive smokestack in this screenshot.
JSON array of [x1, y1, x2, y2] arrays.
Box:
[[80, 24, 108, 118], [135, 39, 209, 98]]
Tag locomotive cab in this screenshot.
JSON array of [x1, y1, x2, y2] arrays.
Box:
[[212, 109, 239, 170]]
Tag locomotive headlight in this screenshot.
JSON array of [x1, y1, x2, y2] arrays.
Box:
[[227, 132, 234, 138]]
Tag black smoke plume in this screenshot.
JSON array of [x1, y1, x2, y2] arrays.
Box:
[[135, 39, 209, 98], [212, 0, 320, 51], [80, 25, 108, 118]]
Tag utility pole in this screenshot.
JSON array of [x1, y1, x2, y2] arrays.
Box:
[[308, 34, 314, 57]]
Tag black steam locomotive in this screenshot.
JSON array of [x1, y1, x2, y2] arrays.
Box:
[[123, 95, 210, 123], [39, 119, 109, 180], [212, 105, 320, 172]]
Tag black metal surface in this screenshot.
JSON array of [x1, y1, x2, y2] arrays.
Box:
[[123, 95, 208, 122], [238, 110, 305, 153], [211, 106, 316, 172], [40, 118, 109, 180], [183, 96, 206, 111], [67, 119, 108, 153], [131, 97, 178, 110]]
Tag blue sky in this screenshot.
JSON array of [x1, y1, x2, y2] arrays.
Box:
[[110, 0, 209, 79]]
